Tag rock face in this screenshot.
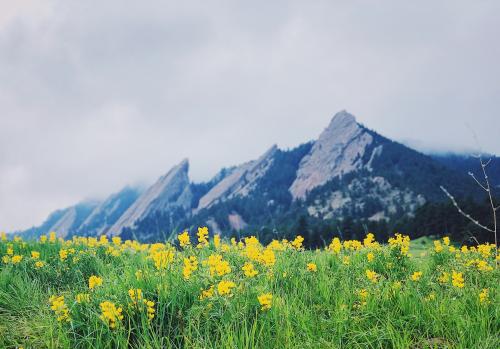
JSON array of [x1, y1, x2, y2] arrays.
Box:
[[24, 201, 100, 239], [289, 111, 373, 200], [109, 159, 192, 235], [196, 145, 278, 211], [77, 186, 141, 236], [228, 212, 248, 231], [307, 176, 426, 221], [49, 207, 77, 237]]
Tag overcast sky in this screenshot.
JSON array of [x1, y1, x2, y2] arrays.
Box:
[[1, 1, 499, 231]]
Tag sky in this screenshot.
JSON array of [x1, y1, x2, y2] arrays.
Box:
[[1, 1, 500, 231]]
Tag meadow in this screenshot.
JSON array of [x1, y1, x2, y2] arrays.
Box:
[[0, 230, 498, 349]]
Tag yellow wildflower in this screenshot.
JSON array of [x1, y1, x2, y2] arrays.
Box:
[[479, 288, 489, 304], [11, 255, 23, 264], [31, 251, 40, 259], [196, 227, 209, 248], [76, 293, 90, 303], [49, 232, 57, 243], [476, 259, 494, 272], [358, 288, 368, 300], [145, 300, 155, 320], [367, 252, 375, 262], [425, 292, 436, 301], [259, 248, 276, 267], [112, 236, 121, 246], [49, 295, 70, 322], [204, 254, 231, 277], [365, 269, 379, 283], [89, 275, 103, 290], [128, 288, 143, 304], [59, 249, 68, 261], [217, 280, 236, 296], [411, 271, 423, 281], [438, 272, 449, 284], [242, 262, 259, 278], [451, 271, 464, 288], [182, 256, 198, 280], [307, 263, 318, 272], [99, 301, 123, 329], [257, 293, 273, 311], [388, 234, 410, 256], [434, 240, 443, 253], [477, 243, 495, 258], [151, 249, 175, 270], [178, 231, 190, 248], [35, 261, 45, 268], [328, 237, 342, 254], [199, 285, 215, 300], [291, 235, 304, 250]]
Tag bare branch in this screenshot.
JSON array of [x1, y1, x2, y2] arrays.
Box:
[[482, 158, 492, 168], [440, 186, 495, 233], [468, 172, 488, 192]]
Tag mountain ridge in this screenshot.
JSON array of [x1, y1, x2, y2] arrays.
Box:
[[18, 111, 498, 242]]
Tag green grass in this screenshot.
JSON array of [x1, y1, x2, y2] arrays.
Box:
[[0, 233, 498, 349]]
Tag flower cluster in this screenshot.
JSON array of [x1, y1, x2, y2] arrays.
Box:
[[182, 256, 198, 280], [366, 269, 379, 283], [197, 227, 209, 248], [99, 301, 123, 329], [49, 295, 70, 322], [242, 262, 258, 278], [307, 263, 317, 272], [388, 233, 410, 256], [89, 275, 103, 290], [217, 280, 236, 296], [257, 293, 272, 311], [204, 254, 231, 277], [178, 231, 190, 248]]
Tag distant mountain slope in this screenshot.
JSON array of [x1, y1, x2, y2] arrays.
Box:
[[19, 110, 498, 244], [109, 159, 192, 236], [196, 145, 278, 211], [432, 153, 500, 194], [76, 186, 142, 236], [21, 201, 99, 239]]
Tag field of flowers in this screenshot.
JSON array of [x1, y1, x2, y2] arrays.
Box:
[[0, 229, 498, 349]]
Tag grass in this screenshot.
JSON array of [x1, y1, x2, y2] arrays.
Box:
[[0, 231, 498, 349]]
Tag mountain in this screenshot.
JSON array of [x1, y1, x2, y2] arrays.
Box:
[[196, 145, 278, 211], [19, 110, 498, 244], [21, 201, 99, 239], [110, 159, 192, 238], [77, 186, 142, 236], [290, 111, 375, 200], [431, 153, 500, 194]]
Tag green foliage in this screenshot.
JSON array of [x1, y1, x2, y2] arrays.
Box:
[[0, 234, 498, 348]]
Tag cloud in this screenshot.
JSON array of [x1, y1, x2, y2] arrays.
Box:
[[1, 0, 499, 231]]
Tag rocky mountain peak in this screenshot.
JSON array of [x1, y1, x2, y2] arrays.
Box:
[[195, 145, 278, 211], [109, 158, 192, 235], [327, 110, 357, 130], [289, 110, 373, 200]]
